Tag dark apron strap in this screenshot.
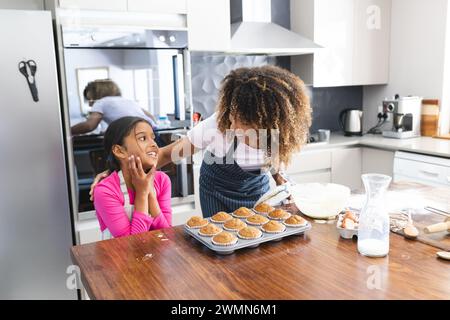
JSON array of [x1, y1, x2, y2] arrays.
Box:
[[199, 136, 269, 217]]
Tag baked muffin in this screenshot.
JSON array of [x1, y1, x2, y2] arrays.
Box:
[[210, 211, 232, 223], [233, 207, 254, 218], [268, 209, 291, 221], [238, 226, 262, 240], [284, 215, 307, 227], [223, 218, 247, 231], [261, 221, 286, 234], [254, 202, 274, 214], [186, 216, 208, 229], [211, 231, 238, 246], [198, 223, 222, 237], [246, 214, 269, 226]]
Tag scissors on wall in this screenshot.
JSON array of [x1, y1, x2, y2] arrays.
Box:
[[18, 59, 39, 102]]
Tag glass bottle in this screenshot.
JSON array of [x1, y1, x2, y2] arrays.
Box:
[[357, 174, 392, 258]]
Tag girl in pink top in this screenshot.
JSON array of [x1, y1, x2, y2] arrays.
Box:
[[94, 117, 172, 238]]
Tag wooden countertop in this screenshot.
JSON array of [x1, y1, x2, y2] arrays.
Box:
[[71, 183, 450, 300]]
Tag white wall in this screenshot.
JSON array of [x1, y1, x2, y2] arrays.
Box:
[[363, 0, 450, 134]]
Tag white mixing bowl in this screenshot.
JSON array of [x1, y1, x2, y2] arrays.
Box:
[[289, 183, 351, 219]]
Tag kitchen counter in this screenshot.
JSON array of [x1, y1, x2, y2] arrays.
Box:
[[71, 182, 450, 300], [303, 133, 450, 158]]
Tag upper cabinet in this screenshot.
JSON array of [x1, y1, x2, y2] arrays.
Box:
[[58, 0, 187, 14], [291, 0, 391, 87], [58, 0, 128, 11], [186, 0, 230, 52], [127, 0, 187, 14]]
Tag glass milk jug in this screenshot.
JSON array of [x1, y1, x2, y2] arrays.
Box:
[[357, 174, 392, 258]]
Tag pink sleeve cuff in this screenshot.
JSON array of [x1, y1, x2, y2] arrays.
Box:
[[131, 211, 153, 233], [150, 212, 171, 229]]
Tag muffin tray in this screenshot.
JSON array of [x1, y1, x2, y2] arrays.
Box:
[[184, 217, 311, 255]]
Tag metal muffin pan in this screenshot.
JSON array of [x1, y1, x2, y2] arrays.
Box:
[[185, 216, 311, 255]]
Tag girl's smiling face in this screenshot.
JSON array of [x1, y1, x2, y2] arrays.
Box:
[[121, 121, 158, 170]]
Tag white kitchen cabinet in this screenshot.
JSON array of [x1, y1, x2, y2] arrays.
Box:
[[76, 217, 102, 245], [288, 171, 332, 184], [291, 0, 391, 87], [331, 147, 362, 190], [361, 147, 394, 177], [58, 0, 127, 11], [285, 149, 332, 184], [352, 0, 391, 85], [171, 196, 197, 226], [58, 0, 187, 14], [127, 0, 187, 14], [186, 0, 230, 51], [287, 149, 332, 173]]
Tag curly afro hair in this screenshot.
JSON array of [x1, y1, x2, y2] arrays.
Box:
[[216, 65, 312, 168]]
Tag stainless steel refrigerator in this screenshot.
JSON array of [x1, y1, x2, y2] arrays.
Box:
[[0, 10, 76, 299]]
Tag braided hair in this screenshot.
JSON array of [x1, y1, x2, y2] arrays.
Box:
[[216, 65, 312, 167]]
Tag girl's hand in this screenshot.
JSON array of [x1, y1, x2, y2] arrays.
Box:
[[89, 170, 110, 201], [128, 155, 155, 195]]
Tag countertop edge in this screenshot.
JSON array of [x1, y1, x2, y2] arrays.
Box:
[[302, 133, 450, 158]]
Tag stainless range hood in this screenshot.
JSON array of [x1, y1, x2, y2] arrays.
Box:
[[228, 0, 321, 55]]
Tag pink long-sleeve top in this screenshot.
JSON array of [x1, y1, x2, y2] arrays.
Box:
[[93, 171, 172, 238]]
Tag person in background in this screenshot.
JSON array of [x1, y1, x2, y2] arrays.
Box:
[[93, 116, 171, 239], [70, 79, 157, 136]]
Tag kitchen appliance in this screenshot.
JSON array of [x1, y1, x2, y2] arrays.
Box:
[[229, 0, 321, 55], [339, 109, 363, 136], [60, 25, 193, 211], [382, 96, 422, 139], [0, 10, 76, 299]]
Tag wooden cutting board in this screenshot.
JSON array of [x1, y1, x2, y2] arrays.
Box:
[[391, 209, 450, 251], [433, 133, 450, 140]]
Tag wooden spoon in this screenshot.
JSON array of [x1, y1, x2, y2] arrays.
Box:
[[404, 224, 419, 239], [403, 210, 419, 240], [436, 251, 450, 261]]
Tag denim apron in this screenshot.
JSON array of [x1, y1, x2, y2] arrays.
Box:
[[101, 171, 133, 240], [199, 137, 270, 217]]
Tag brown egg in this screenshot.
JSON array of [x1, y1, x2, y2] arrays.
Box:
[[342, 218, 356, 230], [343, 211, 357, 222]]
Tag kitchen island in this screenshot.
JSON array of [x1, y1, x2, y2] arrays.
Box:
[[70, 183, 450, 300]]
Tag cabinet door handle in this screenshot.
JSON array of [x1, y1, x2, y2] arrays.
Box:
[[419, 169, 439, 177]]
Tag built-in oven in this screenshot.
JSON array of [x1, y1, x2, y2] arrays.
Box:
[[61, 26, 193, 213]]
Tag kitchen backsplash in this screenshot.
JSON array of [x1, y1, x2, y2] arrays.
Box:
[[190, 54, 363, 133], [308, 86, 363, 133], [190, 54, 276, 118]]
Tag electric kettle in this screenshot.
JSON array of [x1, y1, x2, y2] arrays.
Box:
[[339, 109, 363, 136]]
